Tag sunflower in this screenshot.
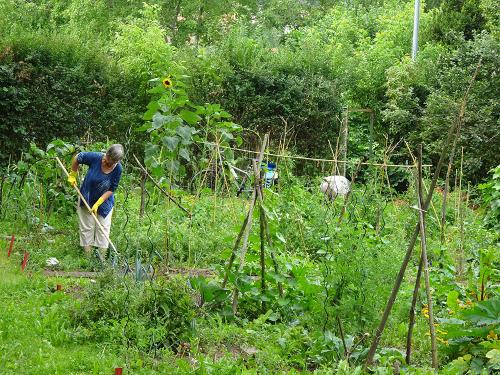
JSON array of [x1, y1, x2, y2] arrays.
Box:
[[162, 77, 172, 89]]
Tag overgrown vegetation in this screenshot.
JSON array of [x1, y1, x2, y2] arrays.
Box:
[[1, 136, 498, 372], [0, 0, 498, 373], [1, 0, 498, 182]]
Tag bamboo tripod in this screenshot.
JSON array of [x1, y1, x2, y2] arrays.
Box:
[[221, 134, 284, 314], [365, 59, 482, 369]]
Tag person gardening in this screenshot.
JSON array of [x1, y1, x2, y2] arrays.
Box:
[[67, 144, 124, 256]]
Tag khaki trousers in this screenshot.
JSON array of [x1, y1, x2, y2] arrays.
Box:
[[77, 205, 113, 248]]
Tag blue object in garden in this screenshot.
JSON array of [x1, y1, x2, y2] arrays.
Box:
[[262, 162, 278, 188]]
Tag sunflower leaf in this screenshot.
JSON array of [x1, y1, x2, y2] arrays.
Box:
[[179, 148, 190, 161], [162, 136, 179, 152], [179, 109, 201, 125]]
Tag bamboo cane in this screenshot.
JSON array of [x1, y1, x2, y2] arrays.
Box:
[[405, 157, 424, 365], [251, 142, 284, 297], [259, 202, 266, 313], [458, 147, 465, 277], [222, 209, 252, 288], [337, 315, 350, 365], [338, 159, 362, 225], [132, 154, 189, 215], [417, 145, 438, 369], [260, 206, 284, 297], [404, 140, 441, 228], [340, 108, 349, 177], [405, 251, 424, 364], [140, 171, 146, 218], [232, 134, 268, 314], [441, 118, 461, 243]]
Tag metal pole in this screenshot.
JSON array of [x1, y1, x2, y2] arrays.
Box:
[[412, 0, 420, 60]]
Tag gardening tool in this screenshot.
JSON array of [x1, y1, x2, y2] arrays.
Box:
[[55, 156, 118, 261]]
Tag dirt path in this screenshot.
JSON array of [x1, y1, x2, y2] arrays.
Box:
[[43, 267, 214, 279]]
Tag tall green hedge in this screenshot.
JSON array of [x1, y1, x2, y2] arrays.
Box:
[[0, 37, 146, 166]]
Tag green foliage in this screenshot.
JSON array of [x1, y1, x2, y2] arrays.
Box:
[[157, 0, 258, 46], [428, 0, 487, 44], [220, 68, 341, 156], [2, 0, 499, 182], [479, 165, 500, 231], [0, 140, 81, 233], [111, 4, 176, 84], [74, 271, 197, 351], [383, 46, 446, 143], [1, 146, 499, 372], [183, 22, 344, 156], [1, 0, 500, 372], [440, 298, 500, 374], [384, 31, 499, 183], [0, 41, 144, 167], [139, 73, 241, 182], [480, 0, 500, 34]]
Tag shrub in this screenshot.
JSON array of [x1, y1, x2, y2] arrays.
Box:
[[0, 37, 145, 167], [73, 270, 196, 351]]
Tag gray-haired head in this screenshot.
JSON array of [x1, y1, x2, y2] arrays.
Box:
[[106, 144, 124, 163]]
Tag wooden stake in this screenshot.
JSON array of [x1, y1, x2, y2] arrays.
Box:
[[140, 171, 146, 218], [260, 203, 266, 312], [132, 155, 190, 216], [404, 139, 441, 230], [458, 147, 465, 276], [222, 209, 252, 288], [337, 315, 350, 365], [338, 160, 362, 225], [253, 152, 284, 298], [231, 135, 268, 314], [406, 151, 425, 365], [260, 206, 284, 297], [441, 119, 461, 243], [405, 252, 424, 364], [417, 145, 438, 369], [7, 234, 15, 257], [340, 108, 349, 177]]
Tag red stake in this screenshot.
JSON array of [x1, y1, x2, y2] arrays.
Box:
[[115, 368, 123, 375], [56, 284, 62, 291], [7, 234, 15, 257], [21, 251, 29, 271]]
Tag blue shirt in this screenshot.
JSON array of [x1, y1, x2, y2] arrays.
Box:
[[77, 152, 122, 218]]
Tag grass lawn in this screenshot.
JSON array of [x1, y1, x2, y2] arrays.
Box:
[[0, 254, 123, 375]]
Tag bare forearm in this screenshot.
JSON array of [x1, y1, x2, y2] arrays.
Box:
[[71, 155, 80, 172], [100, 191, 113, 202]]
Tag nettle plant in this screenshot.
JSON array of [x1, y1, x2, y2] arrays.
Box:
[[139, 74, 242, 183]]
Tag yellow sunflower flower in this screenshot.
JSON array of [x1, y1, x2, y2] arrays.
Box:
[[162, 77, 173, 89]]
